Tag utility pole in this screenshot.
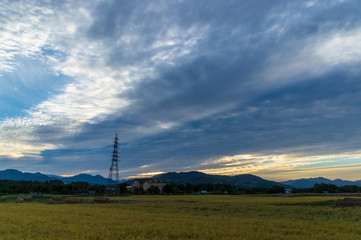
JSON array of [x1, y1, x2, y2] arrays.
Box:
[[105, 134, 120, 195]]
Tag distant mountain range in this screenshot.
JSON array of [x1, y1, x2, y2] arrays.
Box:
[[0, 169, 111, 185], [280, 177, 361, 188], [0, 169, 283, 188], [1, 169, 360, 189], [152, 172, 361, 188], [151, 171, 284, 188]]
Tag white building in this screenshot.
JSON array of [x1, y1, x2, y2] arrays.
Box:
[[132, 178, 166, 193]]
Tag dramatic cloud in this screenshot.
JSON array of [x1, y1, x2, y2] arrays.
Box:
[[1, 0, 361, 179]]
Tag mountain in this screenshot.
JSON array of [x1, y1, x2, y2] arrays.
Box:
[[5, 169, 361, 189], [61, 174, 109, 185], [0, 169, 53, 182], [152, 171, 284, 188], [281, 177, 361, 188], [0, 169, 110, 185]]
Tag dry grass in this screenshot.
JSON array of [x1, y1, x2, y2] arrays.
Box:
[[15, 197, 24, 203], [64, 197, 82, 204], [93, 197, 109, 203], [0, 195, 360, 239], [22, 196, 33, 202], [336, 198, 361, 206], [51, 195, 63, 201]]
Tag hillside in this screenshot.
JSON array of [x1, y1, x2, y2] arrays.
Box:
[[281, 177, 361, 188], [0, 169, 109, 185], [4, 169, 360, 189], [152, 171, 284, 188]]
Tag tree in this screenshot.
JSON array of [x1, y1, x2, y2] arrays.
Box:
[[117, 183, 129, 193], [313, 183, 337, 193], [147, 185, 160, 195], [268, 185, 285, 194], [162, 184, 172, 194]]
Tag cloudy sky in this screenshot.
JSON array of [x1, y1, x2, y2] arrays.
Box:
[[1, 0, 361, 181]]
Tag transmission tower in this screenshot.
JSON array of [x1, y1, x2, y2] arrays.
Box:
[[105, 134, 120, 195]]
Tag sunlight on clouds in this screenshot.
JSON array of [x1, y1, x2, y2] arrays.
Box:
[[58, 169, 100, 178], [140, 171, 166, 176], [0, 140, 56, 159], [0, 114, 58, 159], [140, 164, 151, 168], [266, 164, 361, 181], [198, 152, 361, 181], [125, 171, 166, 179]]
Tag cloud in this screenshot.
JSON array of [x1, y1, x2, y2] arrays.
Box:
[[259, 163, 361, 182], [0, 1, 55, 72], [260, 27, 361, 85], [1, 0, 361, 178], [197, 152, 361, 181], [0, 0, 213, 159], [316, 29, 361, 66]]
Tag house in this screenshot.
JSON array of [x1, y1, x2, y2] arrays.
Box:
[[285, 188, 292, 194], [132, 178, 166, 193]]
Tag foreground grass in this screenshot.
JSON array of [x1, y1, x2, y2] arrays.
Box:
[[1, 195, 361, 239]]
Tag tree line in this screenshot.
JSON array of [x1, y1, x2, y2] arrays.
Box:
[[138, 183, 286, 195], [140, 183, 361, 195], [293, 183, 361, 193], [0, 180, 127, 195], [1, 179, 361, 195]]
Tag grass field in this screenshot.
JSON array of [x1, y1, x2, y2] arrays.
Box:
[[1, 195, 361, 239]]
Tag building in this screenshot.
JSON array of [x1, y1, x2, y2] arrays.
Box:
[[132, 178, 166, 194], [285, 188, 292, 194]]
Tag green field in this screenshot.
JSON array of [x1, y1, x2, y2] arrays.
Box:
[[1, 195, 361, 239]]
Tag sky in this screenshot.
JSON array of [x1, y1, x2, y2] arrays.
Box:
[[1, 0, 361, 181]]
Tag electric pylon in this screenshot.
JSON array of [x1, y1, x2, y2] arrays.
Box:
[[105, 134, 120, 195]]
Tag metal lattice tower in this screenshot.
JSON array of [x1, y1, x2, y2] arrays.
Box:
[[105, 134, 120, 195]]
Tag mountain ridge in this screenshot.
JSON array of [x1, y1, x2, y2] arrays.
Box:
[[0, 169, 110, 185], [2, 169, 361, 188], [151, 171, 285, 188], [280, 177, 361, 188]]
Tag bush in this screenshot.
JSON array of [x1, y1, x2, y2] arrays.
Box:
[[147, 186, 160, 195], [65, 197, 83, 204], [51, 195, 63, 201], [22, 196, 33, 202]]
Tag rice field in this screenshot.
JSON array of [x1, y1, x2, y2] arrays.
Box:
[[0, 195, 361, 239]]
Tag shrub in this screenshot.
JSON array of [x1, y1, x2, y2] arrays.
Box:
[[22, 196, 33, 202], [51, 195, 63, 201], [336, 198, 361, 206], [147, 186, 160, 195], [65, 197, 83, 204]]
